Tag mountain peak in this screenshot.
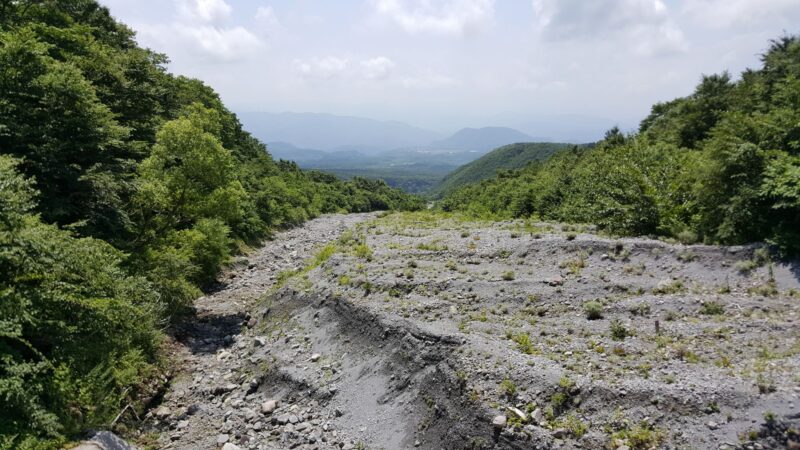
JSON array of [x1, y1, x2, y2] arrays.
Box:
[[430, 127, 541, 153]]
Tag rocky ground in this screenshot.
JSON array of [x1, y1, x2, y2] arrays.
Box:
[[132, 212, 800, 450]]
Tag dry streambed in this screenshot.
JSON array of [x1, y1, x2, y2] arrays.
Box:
[[141, 212, 800, 450]]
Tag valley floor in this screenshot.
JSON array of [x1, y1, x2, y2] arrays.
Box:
[[138, 212, 800, 450]]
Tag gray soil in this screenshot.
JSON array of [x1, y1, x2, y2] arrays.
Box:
[[138, 212, 800, 450]]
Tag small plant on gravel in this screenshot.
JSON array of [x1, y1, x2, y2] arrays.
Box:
[[565, 232, 577, 241], [673, 344, 699, 363], [417, 240, 448, 251], [747, 280, 778, 297], [502, 271, 515, 281], [558, 413, 588, 438], [460, 231, 470, 238], [338, 275, 351, 286], [628, 303, 651, 317], [583, 301, 604, 320], [700, 301, 725, 315], [312, 243, 338, 268], [559, 253, 587, 275], [611, 421, 665, 450], [407, 259, 418, 268], [735, 259, 759, 273], [677, 250, 698, 262], [653, 280, 684, 295], [511, 333, 537, 354], [500, 379, 517, 398], [610, 319, 629, 341]]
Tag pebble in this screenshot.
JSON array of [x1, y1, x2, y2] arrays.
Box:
[[152, 406, 171, 419], [261, 400, 278, 414], [492, 415, 507, 429], [216, 434, 229, 445], [553, 428, 568, 438], [221, 443, 241, 450], [507, 407, 527, 422]]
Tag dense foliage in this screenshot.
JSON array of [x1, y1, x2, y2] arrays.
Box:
[[0, 1, 420, 447], [442, 36, 800, 254], [431, 142, 575, 198]]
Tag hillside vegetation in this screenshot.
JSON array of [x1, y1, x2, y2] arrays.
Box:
[[431, 142, 574, 198], [442, 35, 800, 254], [0, 2, 420, 447]]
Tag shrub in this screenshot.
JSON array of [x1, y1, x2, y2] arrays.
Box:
[[354, 243, 373, 260], [511, 333, 536, 354], [700, 301, 724, 315], [500, 379, 517, 397], [583, 301, 604, 320], [502, 271, 515, 281], [676, 229, 698, 244], [610, 319, 629, 341]]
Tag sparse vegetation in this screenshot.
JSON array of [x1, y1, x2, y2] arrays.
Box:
[[500, 379, 517, 398], [610, 319, 629, 341], [700, 301, 725, 315], [511, 333, 537, 355], [611, 421, 665, 450], [583, 301, 604, 320]]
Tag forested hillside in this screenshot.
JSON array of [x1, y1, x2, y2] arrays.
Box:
[[441, 35, 800, 254], [431, 142, 574, 198], [0, 2, 420, 447]]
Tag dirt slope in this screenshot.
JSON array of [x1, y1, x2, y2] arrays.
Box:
[[139, 212, 800, 450]]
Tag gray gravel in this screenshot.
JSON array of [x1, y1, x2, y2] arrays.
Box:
[[136, 212, 800, 450]]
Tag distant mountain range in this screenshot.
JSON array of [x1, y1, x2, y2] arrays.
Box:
[[238, 112, 442, 153], [429, 127, 545, 153], [238, 111, 614, 194]]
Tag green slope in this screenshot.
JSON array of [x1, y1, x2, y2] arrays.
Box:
[[431, 142, 573, 198]]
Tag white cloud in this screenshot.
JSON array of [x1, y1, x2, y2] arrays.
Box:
[[295, 56, 350, 79], [178, 0, 232, 24], [135, 0, 263, 63], [173, 25, 262, 62], [402, 70, 458, 89], [361, 57, 395, 80], [372, 0, 494, 36], [681, 0, 800, 29], [532, 0, 688, 56], [255, 5, 280, 27]]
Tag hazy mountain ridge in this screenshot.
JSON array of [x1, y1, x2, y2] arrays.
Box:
[[429, 126, 542, 153], [238, 112, 442, 153], [259, 124, 553, 193]]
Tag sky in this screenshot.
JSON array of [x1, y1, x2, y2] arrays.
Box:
[[98, 0, 800, 133]]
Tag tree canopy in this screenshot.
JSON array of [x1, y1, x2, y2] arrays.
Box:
[[0, 2, 421, 447], [442, 35, 800, 254]]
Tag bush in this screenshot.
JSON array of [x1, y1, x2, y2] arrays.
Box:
[[511, 333, 536, 354], [700, 301, 725, 315], [583, 301, 604, 320], [502, 271, 515, 281], [676, 229, 698, 244], [0, 156, 161, 444], [610, 319, 629, 341]]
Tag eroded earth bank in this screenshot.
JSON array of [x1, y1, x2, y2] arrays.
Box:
[[141, 212, 800, 450]]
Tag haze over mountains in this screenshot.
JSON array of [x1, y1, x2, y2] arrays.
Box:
[[237, 112, 441, 153], [237, 111, 615, 193]]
